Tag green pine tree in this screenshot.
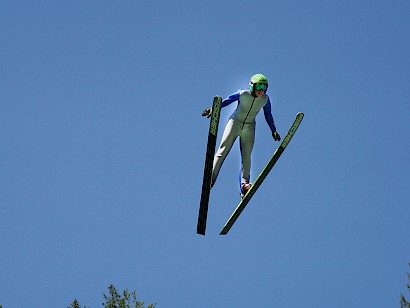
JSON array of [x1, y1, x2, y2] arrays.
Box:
[[102, 284, 156, 308], [68, 284, 156, 308], [67, 299, 86, 308], [401, 263, 410, 308]]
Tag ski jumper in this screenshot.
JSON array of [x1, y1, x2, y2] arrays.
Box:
[[212, 89, 277, 187]]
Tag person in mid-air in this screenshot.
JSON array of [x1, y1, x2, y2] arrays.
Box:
[[202, 73, 281, 197]]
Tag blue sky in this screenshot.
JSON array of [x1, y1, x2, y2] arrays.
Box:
[[1, 0, 409, 307]]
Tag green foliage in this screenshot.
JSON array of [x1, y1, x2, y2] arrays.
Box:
[[68, 299, 87, 308], [68, 284, 156, 308], [102, 284, 156, 308], [401, 263, 410, 308]]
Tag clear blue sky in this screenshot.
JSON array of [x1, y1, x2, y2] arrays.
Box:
[[1, 1, 409, 307]]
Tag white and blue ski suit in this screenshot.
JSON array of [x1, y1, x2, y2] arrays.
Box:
[[212, 89, 278, 188]]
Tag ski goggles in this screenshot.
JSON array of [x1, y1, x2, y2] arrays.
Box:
[[254, 83, 268, 91]]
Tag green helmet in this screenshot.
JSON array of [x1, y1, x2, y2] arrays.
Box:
[[249, 73, 269, 93]]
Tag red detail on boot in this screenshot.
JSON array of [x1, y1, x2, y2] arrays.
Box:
[[242, 183, 252, 194]]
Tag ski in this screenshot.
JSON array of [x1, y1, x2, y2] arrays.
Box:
[[197, 96, 222, 235], [220, 112, 304, 235]]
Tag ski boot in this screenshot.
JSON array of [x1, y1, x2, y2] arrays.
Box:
[[240, 183, 252, 199]]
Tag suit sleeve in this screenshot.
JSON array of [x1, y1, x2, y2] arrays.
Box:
[[221, 90, 241, 108], [263, 98, 277, 133]]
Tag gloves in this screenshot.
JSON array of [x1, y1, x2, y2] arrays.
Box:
[[272, 131, 281, 141], [202, 108, 212, 118]]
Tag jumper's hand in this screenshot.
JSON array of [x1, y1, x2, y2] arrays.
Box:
[[272, 131, 281, 141], [202, 108, 212, 118]]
